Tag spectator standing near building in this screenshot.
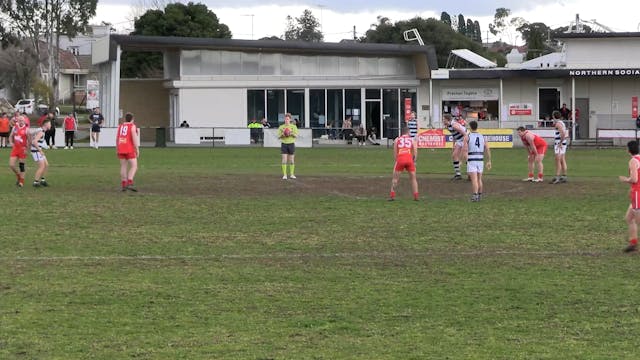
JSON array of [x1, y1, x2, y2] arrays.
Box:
[[30, 119, 51, 187], [117, 113, 140, 192], [517, 126, 547, 182], [550, 110, 568, 184], [342, 116, 353, 144], [354, 124, 367, 146], [619, 140, 640, 252], [443, 114, 467, 180], [389, 126, 419, 201], [9, 115, 28, 187], [559, 103, 571, 120], [278, 113, 298, 180], [406, 111, 418, 138], [464, 120, 491, 202], [42, 112, 57, 149], [180, 120, 190, 128], [63, 113, 77, 149], [260, 117, 270, 128], [0, 112, 10, 148], [89, 107, 104, 149], [248, 118, 263, 143]]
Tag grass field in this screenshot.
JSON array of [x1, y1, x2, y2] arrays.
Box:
[[0, 146, 638, 359]]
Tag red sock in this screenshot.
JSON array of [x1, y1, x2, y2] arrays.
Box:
[[127, 179, 133, 186], [121, 180, 127, 188], [528, 172, 533, 178], [631, 238, 638, 246], [390, 191, 395, 199], [413, 192, 419, 200], [537, 173, 543, 179]]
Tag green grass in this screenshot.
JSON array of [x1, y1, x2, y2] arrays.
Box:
[[0, 146, 638, 359]]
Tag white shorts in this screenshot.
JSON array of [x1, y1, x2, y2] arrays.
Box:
[[467, 161, 484, 173], [453, 140, 464, 148], [554, 144, 567, 155], [31, 151, 46, 162]]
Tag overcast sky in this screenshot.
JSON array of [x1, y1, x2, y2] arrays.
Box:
[[93, 0, 640, 43]]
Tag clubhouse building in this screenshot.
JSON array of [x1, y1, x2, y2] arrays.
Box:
[[92, 32, 640, 144]]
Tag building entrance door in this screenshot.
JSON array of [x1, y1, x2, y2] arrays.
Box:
[[365, 100, 382, 140]]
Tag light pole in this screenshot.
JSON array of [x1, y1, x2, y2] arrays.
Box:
[[241, 14, 255, 40]]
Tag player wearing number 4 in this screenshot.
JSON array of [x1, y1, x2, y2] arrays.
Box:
[[116, 113, 140, 192], [463, 121, 491, 202], [278, 113, 298, 180], [389, 126, 419, 201]]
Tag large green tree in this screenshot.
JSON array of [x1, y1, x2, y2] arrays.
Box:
[[0, 0, 97, 104], [121, 2, 231, 78], [517, 22, 550, 60], [284, 9, 323, 42], [362, 16, 505, 67]]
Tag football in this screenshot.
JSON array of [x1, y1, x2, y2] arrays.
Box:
[[284, 127, 291, 137]]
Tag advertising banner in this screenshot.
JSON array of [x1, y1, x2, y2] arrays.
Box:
[[415, 128, 513, 149], [417, 129, 446, 148], [86, 80, 100, 110], [404, 98, 412, 121], [509, 103, 533, 116]]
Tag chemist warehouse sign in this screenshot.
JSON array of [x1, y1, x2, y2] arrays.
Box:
[[417, 128, 513, 149]]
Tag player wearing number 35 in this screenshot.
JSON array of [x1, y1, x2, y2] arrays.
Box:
[[116, 112, 140, 192], [389, 126, 419, 201]]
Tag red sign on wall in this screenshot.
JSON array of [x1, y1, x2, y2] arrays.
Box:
[[404, 98, 412, 121], [633, 96, 638, 119]]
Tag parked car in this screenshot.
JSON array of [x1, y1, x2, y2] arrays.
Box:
[[37, 104, 60, 116], [14, 99, 35, 114]]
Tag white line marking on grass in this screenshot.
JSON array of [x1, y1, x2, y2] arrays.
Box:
[[0, 250, 608, 262]]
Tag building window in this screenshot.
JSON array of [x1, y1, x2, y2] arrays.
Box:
[[247, 90, 265, 124], [382, 89, 399, 138], [345, 89, 361, 125], [327, 89, 343, 129], [73, 74, 81, 88], [267, 89, 285, 125], [309, 89, 325, 137], [70, 46, 79, 55], [286, 89, 305, 127]]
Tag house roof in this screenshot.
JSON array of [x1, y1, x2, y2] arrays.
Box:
[[108, 35, 439, 70], [555, 32, 640, 39]]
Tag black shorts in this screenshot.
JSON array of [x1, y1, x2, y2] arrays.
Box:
[[281, 143, 295, 155], [91, 125, 101, 132], [0, 132, 8, 138]]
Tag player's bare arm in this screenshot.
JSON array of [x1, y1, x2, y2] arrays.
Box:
[[620, 158, 639, 183]]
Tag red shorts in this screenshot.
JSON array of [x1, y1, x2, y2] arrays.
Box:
[[10, 147, 26, 159], [630, 190, 640, 209], [118, 152, 136, 160], [529, 145, 547, 156], [394, 158, 416, 172]]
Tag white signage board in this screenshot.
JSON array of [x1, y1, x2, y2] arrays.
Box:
[[442, 88, 499, 101]]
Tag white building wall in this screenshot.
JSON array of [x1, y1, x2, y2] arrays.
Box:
[[180, 88, 246, 128], [501, 78, 539, 128], [565, 38, 640, 68]]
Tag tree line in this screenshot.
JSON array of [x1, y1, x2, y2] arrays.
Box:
[[0, 1, 595, 96]]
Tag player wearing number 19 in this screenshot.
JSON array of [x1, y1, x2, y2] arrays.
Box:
[[116, 112, 140, 192], [389, 126, 419, 201], [463, 121, 491, 202]]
